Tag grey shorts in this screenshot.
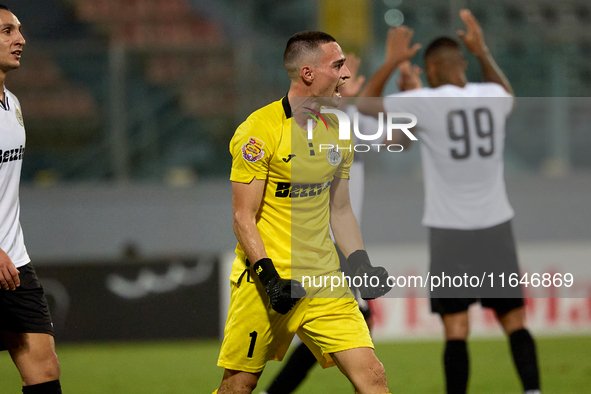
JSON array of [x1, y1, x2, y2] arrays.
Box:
[[429, 220, 524, 316]]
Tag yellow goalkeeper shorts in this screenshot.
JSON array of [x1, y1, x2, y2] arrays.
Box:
[[217, 269, 373, 373]]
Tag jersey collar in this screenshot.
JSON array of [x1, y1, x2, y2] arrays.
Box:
[[0, 86, 8, 111], [282, 94, 292, 119]]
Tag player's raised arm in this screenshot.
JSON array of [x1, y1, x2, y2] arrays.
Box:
[[357, 26, 421, 117], [397, 60, 423, 92], [458, 9, 514, 96]]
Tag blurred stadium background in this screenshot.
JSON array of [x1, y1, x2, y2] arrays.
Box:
[[1, 0, 590, 392]]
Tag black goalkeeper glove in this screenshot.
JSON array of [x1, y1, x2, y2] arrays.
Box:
[[253, 258, 306, 315], [347, 250, 392, 300]]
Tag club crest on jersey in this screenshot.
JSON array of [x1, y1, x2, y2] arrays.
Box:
[[242, 137, 265, 163], [15, 108, 24, 127], [326, 141, 342, 166]]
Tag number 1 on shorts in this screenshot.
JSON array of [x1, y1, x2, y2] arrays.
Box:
[[247, 331, 258, 358]]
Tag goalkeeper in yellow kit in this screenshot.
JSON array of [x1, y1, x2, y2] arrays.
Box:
[[212, 31, 413, 394]]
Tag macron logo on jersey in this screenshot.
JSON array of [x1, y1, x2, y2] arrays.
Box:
[[0, 146, 24, 163]]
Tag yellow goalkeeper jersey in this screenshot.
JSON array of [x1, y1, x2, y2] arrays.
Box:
[[229, 96, 353, 282]]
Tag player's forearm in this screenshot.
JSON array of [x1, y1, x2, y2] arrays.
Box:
[[330, 209, 365, 258], [357, 63, 395, 117], [0, 247, 14, 266], [475, 48, 514, 96], [359, 62, 397, 99], [233, 215, 268, 264]]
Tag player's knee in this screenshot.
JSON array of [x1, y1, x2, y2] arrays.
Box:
[[497, 307, 526, 335], [445, 324, 469, 340], [359, 358, 388, 390], [45, 353, 61, 380], [219, 370, 259, 394], [219, 381, 258, 394], [442, 313, 470, 340], [21, 350, 60, 385]]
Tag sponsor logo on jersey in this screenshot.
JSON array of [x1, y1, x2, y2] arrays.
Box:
[[0, 146, 24, 163], [326, 141, 342, 166], [274, 180, 331, 198], [242, 137, 265, 162], [15, 107, 24, 127]]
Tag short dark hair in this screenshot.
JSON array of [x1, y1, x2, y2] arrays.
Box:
[[0, 4, 10, 11], [284, 31, 336, 79], [424, 37, 461, 63]]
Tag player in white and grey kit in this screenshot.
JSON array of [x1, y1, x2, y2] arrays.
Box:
[[359, 10, 541, 394], [0, 5, 63, 394]]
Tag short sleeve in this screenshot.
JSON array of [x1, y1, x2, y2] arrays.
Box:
[[333, 145, 354, 179], [491, 84, 514, 115], [229, 117, 275, 183], [334, 140, 354, 179]]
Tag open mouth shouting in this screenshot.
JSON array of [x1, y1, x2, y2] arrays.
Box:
[[335, 82, 345, 97]]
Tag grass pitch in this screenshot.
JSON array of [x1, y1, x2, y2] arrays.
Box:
[[0, 335, 589, 393]]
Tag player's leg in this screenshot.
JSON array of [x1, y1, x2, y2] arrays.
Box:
[[490, 302, 541, 394], [0, 263, 61, 393], [331, 347, 388, 394], [429, 226, 478, 394], [261, 296, 373, 394], [216, 268, 306, 394], [298, 293, 388, 394], [218, 369, 261, 394], [260, 243, 375, 394], [1, 332, 61, 392], [442, 310, 470, 340], [440, 308, 470, 394], [262, 342, 317, 394], [481, 221, 541, 393], [431, 297, 474, 394]]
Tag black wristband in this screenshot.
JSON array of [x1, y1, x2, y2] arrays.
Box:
[[253, 257, 279, 287], [347, 250, 371, 273]]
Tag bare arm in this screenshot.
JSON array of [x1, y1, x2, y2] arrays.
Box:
[[0, 247, 20, 290], [357, 26, 421, 117], [386, 61, 424, 149], [329, 176, 364, 258], [232, 179, 267, 263], [458, 9, 514, 96], [397, 61, 423, 92]]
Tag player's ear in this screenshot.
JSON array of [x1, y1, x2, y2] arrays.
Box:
[[301, 66, 314, 83], [426, 62, 436, 79]]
